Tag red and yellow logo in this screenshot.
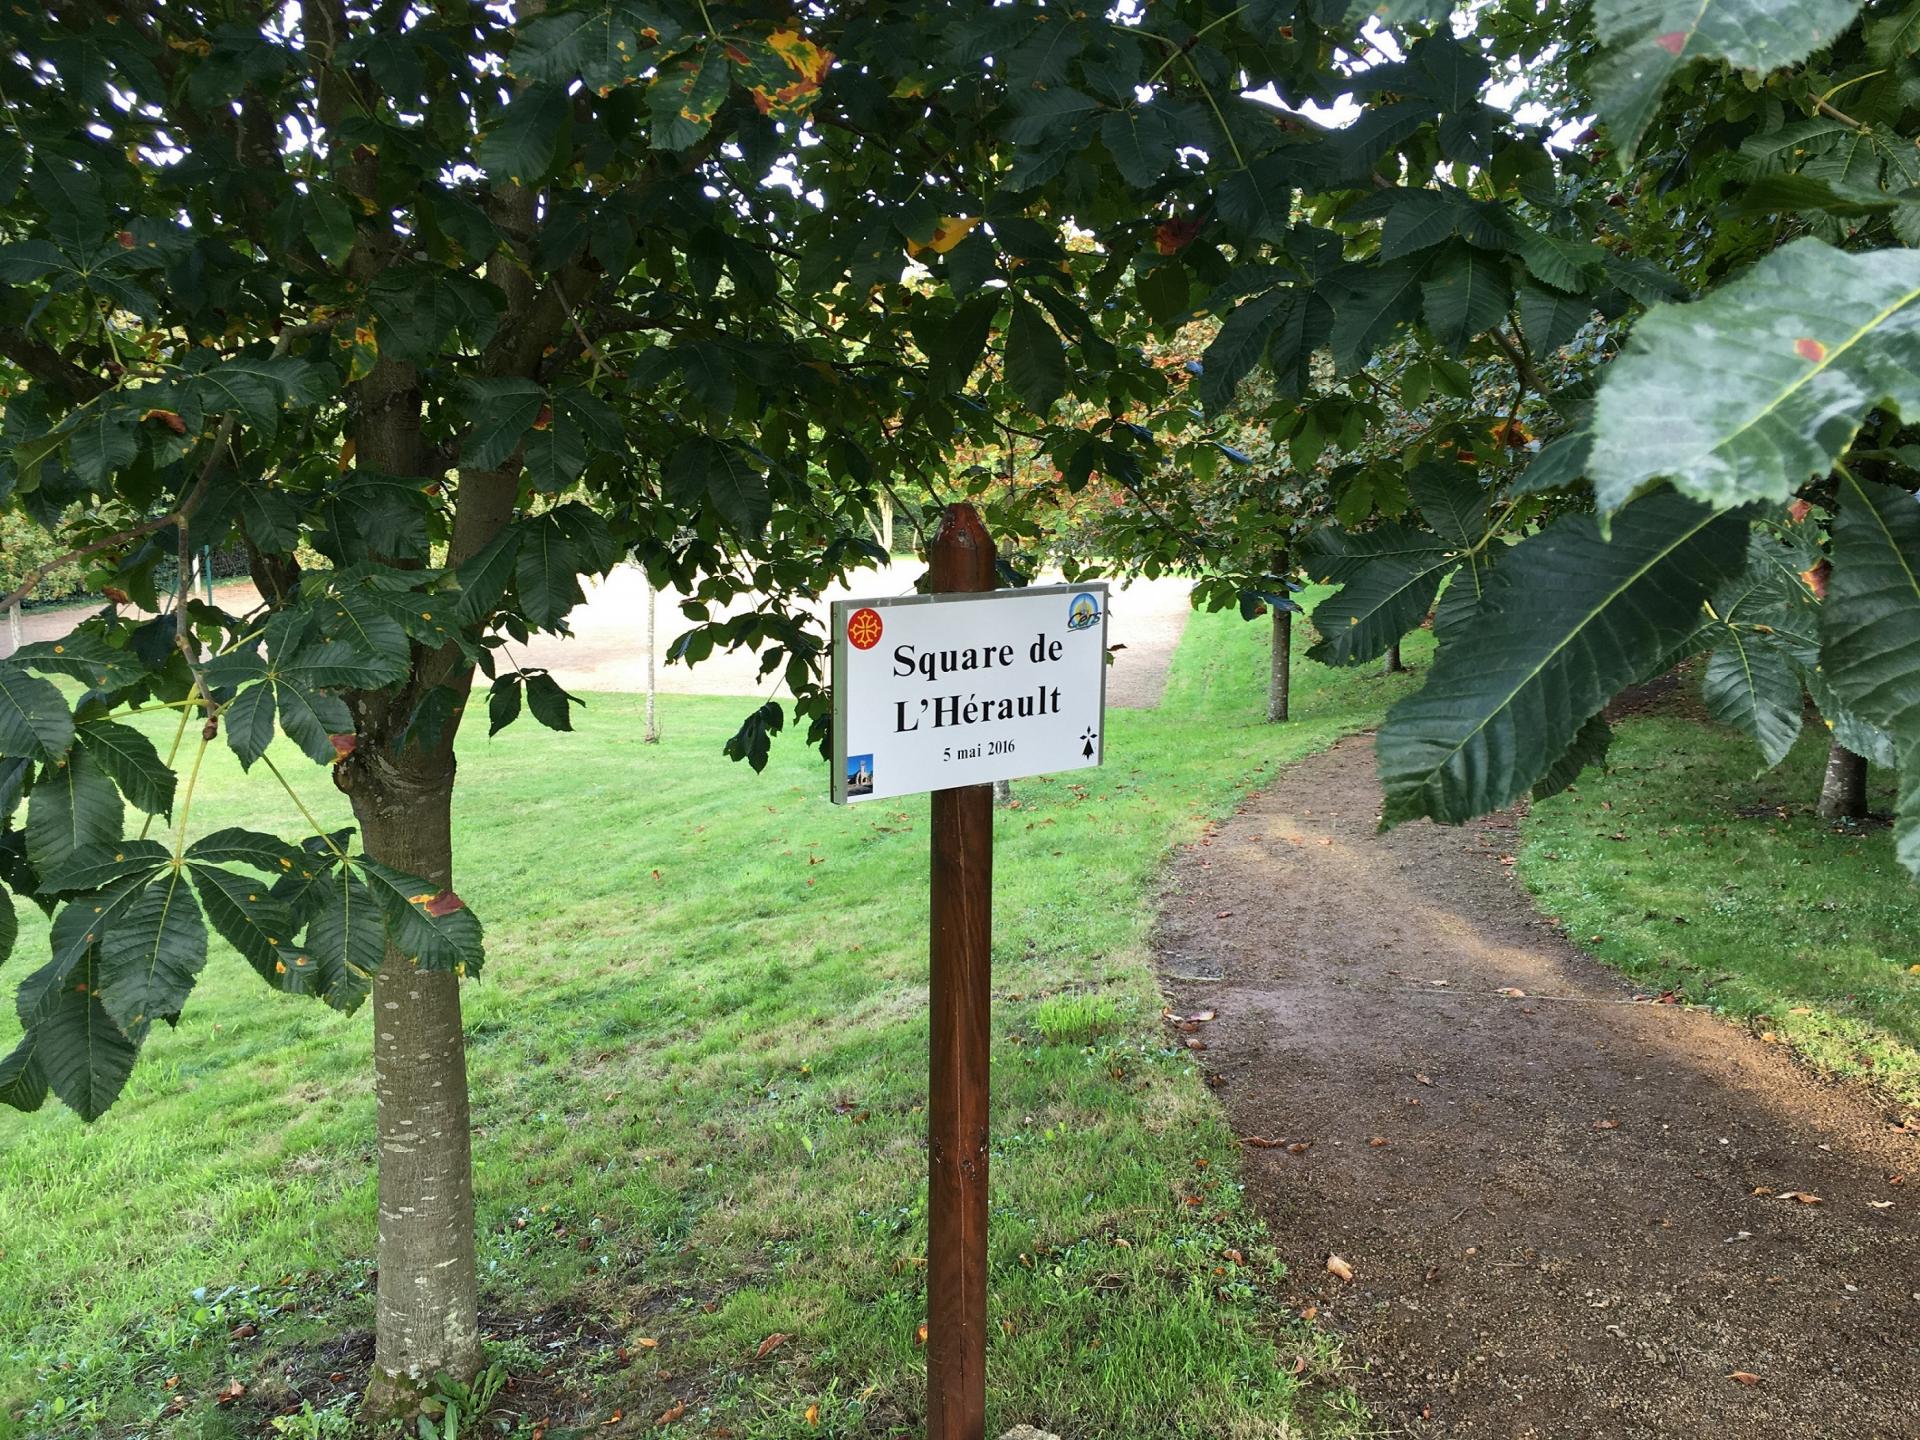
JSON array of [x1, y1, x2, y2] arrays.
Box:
[[847, 607, 884, 650]]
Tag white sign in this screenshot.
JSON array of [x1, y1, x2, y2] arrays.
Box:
[[830, 584, 1108, 804]]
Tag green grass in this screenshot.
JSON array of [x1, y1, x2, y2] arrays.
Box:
[[1519, 711, 1920, 1111], [0, 602, 1433, 1440]]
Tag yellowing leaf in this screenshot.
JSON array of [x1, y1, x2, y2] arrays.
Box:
[[1326, 1253, 1354, 1282]]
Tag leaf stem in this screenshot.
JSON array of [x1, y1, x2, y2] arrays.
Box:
[[171, 733, 210, 865], [260, 751, 349, 861], [139, 704, 194, 841]]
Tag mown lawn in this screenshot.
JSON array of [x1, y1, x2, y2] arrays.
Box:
[[1519, 710, 1920, 1112], [1, 601, 1432, 1440]]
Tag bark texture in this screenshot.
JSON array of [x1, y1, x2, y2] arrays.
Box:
[[352, 753, 480, 1419], [1382, 638, 1405, 674], [1267, 607, 1291, 723], [1816, 741, 1869, 821]]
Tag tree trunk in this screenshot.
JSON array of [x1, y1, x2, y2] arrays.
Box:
[[644, 583, 660, 743], [350, 752, 481, 1420], [1382, 638, 1405, 674], [991, 778, 1012, 806], [1816, 740, 1869, 821], [1267, 606, 1291, 723]]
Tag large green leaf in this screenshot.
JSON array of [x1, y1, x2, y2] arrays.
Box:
[[1308, 559, 1450, 667], [26, 746, 124, 875], [0, 1034, 46, 1113], [222, 682, 277, 769], [356, 858, 485, 974], [77, 720, 176, 817], [1588, 240, 1920, 512], [1324, 260, 1425, 374], [1300, 522, 1452, 583], [1006, 298, 1068, 415], [1421, 246, 1512, 354], [1589, 0, 1867, 164], [1378, 491, 1750, 825], [11, 632, 147, 691], [34, 839, 170, 895], [1533, 712, 1614, 800], [1407, 462, 1490, 548], [1822, 474, 1920, 869], [1198, 291, 1283, 414], [302, 866, 382, 1014], [192, 863, 308, 992], [475, 81, 569, 181], [1703, 634, 1804, 768], [98, 868, 207, 1039], [0, 664, 74, 763], [662, 438, 770, 541], [460, 377, 547, 470], [275, 679, 355, 765], [34, 951, 140, 1122], [647, 43, 728, 151]]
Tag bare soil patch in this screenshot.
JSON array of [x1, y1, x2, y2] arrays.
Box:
[[1155, 734, 1919, 1439]]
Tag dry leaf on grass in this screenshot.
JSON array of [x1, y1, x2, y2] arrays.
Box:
[[756, 1333, 790, 1360], [655, 1402, 685, 1426], [1326, 1254, 1354, 1282], [805, 1402, 821, 1427]]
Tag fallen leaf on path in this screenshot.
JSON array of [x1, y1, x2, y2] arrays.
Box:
[[1415, 1073, 1434, 1086], [1326, 1254, 1354, 1282], [1368, 1136, 1390, 1147], [1776, 1191, 1824, 1205], [1869, 1200, 1894, 1209], [1751, 1186, 1775, 1196], [1190, 1010, 1216, 1023], [1593, 1119, 1620, 1130], [1240, 1135, 1285, 1148], [1287, 1141, 1311, 1155], [1496, 987, 1527, 998], [1729, 1371, 1762, 1386], [756, 1333, 790, 1359]]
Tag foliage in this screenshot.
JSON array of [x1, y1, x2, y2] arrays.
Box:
[[0, 511, 86, 604], [0, 608, 1419, 1439]]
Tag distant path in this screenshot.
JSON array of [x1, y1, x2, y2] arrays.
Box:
[[5, 566, 1192, 708], [1155, 734, 1918, 1439]]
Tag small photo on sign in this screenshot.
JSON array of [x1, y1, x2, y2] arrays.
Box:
[[846, 754, 874, 797]]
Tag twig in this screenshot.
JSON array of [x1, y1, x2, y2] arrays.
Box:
[[1815, 97, 1865, 130], [0, 514, 182, 611]]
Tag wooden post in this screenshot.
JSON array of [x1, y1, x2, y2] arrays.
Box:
[[926, 502, 994, 1440]]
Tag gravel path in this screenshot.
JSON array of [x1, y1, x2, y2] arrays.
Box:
[[5, 566, 1192, 709], [1156, 734, 1919, 1439]]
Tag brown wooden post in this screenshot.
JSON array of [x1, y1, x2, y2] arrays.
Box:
[[926, 502, 995, 1440]]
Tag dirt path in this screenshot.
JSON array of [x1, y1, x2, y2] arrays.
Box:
[[1155, 735, 1919, 1440], [5, 568, 1192, 708]]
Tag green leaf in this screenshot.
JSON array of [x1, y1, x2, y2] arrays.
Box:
[[1100, 107, 1177, 188], [1421, 246, 1512, 354], [1407, 462, 1490, 547], [514, 520, 584, 629], [1198, 291, 1283, 414], [647, 43, 729, 151], [223, 682, 277, 769], [1324, 260, 1425, 375], [1588, 0, 1867, 164], [1821, 476, 1920, 772], [34, 839, 169, 895], [78, 721, 176, 818], [0, 1034, 47, 1114], [1533, 713, 1613, 800], [355, 858, 485, 974], [1518, 282, 1593, 355], [488, 676, 523, 736], [97, 868, 206, 1040], [1006, 299, 1068, 415], [454, 527, 525, 625], [302, 865, 381, 1013], [1703, 630, 1804, 768], [26, 746, 124, 876], [460, 377, 547, 470], [187, 827, 302, 873], [1308, 558, 1450, 666], [0, 881, 14, 970], [1300, 522, 1452, 584], [192, 863, 308, 991], [524, 672, 581, 731], [475, 81, 569, 181], [34, 950, 140, 1121], [1589, 240, 1920, 512], [1378, 491, 1750, 825], [0, 664, 74, 763], [1513, 231, 1607, 293], [11, 631, 147, 691], [275, 680, 354, 765], [663, 437, 771, 539], [63, 408, 138, 486]]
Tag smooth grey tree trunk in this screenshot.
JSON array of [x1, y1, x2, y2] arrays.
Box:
[[1267, 607, 1291, 723], [352, 756, 480, 1419], [992, 778, 1012, 806], [1816, 740, 1869, 821], [1382, 638, 1405, 674]]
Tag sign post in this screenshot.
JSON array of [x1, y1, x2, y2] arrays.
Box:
[[926, 504, 994, 1440], [829, 503, 1108, 1439]]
